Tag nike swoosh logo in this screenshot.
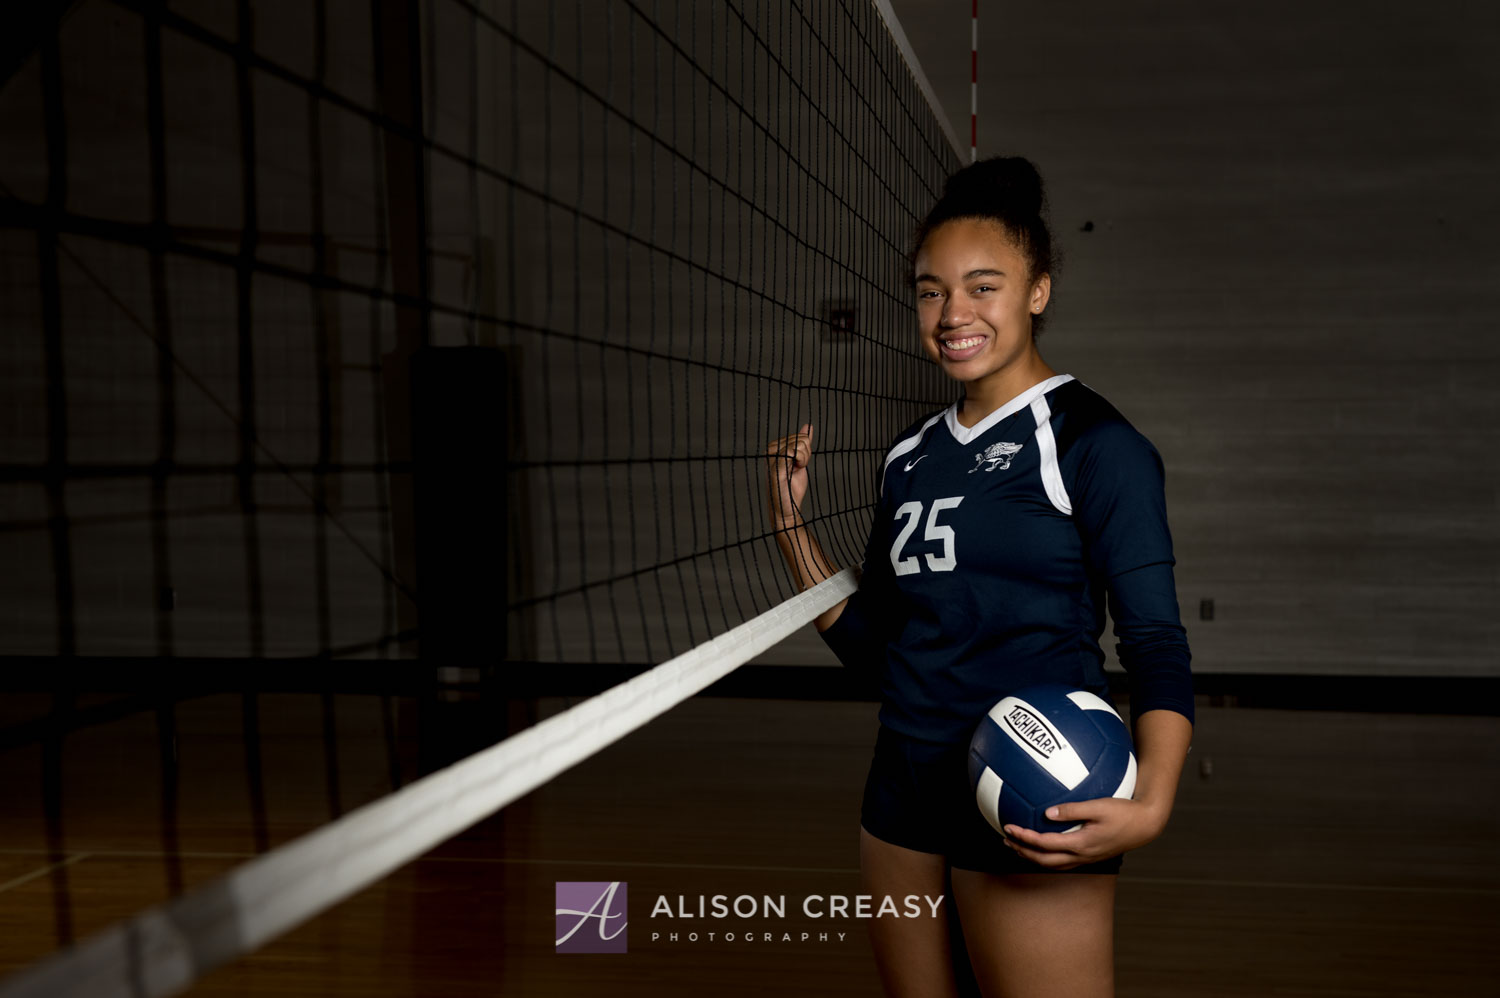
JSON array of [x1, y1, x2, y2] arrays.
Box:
[[904, 456, 927, 472]]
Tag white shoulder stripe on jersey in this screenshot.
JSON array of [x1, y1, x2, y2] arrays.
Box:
[[880, 409, 948, 497], [1031, 394, 1072, 515], [943, 372, 1074, 446]]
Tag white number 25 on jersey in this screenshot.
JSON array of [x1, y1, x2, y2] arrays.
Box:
[[889, 497, 963, 575]]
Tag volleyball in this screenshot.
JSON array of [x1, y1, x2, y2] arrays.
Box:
[[968, 685, 1138, 836]]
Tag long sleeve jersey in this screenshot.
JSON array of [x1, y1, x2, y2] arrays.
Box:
[[821, 373, 1194, 743]]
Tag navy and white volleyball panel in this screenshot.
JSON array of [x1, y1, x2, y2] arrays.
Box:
[[968, 685, 1137, 835]]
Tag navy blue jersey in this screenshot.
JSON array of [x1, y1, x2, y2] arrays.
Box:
[[822, 374, 1193, 743]]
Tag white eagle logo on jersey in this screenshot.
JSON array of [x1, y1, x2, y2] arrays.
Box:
[[969, 440, 1023, 473]]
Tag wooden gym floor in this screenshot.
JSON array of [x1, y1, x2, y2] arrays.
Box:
[[0, 691, 1497, 996]]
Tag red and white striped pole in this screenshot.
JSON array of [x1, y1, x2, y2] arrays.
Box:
[[970, 0, 978, 162]]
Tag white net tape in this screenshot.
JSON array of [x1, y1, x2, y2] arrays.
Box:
[[0, 571, 857, 998]]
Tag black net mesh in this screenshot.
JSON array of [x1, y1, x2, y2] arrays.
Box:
[[0, 0, 960, 668]]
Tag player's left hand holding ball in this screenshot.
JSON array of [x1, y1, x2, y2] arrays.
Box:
[[1002, 795, 1172, 870]]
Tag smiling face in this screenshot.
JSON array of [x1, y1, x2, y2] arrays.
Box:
[[913, 217, 1053, 408]]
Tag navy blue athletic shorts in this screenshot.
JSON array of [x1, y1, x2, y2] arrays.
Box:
[[859, 724, 1123, 876]]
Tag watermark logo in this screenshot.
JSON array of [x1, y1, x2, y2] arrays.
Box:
[[555, 881, 628, 953]]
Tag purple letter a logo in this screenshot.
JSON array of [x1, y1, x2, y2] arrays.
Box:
[[555, 882, 628, 953]]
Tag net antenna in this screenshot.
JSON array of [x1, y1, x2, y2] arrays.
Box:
[[972, 0, 979, 162]]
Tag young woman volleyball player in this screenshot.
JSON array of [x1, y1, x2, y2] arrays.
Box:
[[766, 157, 1194, 997]]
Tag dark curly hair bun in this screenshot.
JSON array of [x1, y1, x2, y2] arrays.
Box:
[[942, 157, 1045, 220], [910, 155, 1057, 332]]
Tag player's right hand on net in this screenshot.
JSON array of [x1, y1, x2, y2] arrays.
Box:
[[765, 424, 814, 531]]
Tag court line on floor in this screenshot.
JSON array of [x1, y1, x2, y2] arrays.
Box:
[[0, 854, 91, 895], [0, 848, 858, 877], [2, 848, 1495, 897], [1119, 874, 1500, 897], [421, 858, 1500, 896], [0, 848, 256, 860], [417, 855, 863, 875]]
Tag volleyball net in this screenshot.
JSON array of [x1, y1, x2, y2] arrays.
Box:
[[0, 0, 961, 993], [0, 0, 960, 671]]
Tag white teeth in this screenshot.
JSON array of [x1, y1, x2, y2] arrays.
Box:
[[943, 336, 985, 350]]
